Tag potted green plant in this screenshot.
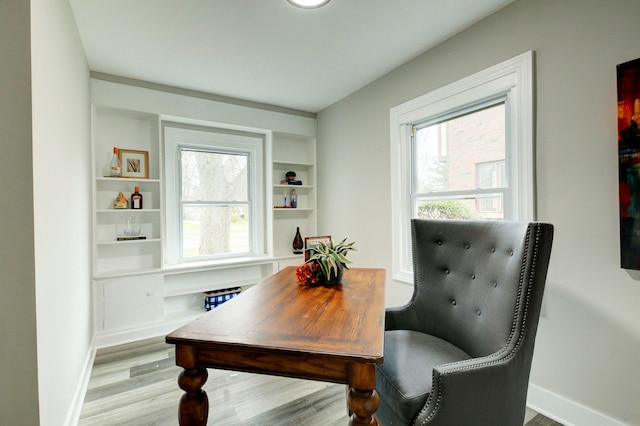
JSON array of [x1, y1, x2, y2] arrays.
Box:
[[300, 238, 357, 286]]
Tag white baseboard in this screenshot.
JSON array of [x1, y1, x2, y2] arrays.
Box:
[[527, 383, 629, 426], [64, 336, 97, 426]]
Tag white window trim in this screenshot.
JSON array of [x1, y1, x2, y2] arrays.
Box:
[[390, 51, 534, 283], [163, 125, 265, 266]]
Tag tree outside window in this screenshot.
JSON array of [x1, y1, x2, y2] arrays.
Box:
[[180, 149, 249, 257]]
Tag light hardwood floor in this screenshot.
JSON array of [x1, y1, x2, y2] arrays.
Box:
[[79, 337, 563, 425]]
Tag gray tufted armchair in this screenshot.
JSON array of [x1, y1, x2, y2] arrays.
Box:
[[376, 219, 554, 426]]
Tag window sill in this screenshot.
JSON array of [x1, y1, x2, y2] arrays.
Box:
[[161, 256, 277, 275], [393, 270, 413, 285]]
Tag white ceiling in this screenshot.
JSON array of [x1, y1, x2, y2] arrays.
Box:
[[70, 0, 515, 113]]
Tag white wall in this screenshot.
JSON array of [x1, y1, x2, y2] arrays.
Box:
[[317, 0, 640, 424], [90, 79, 316, 137], [0, 0, 40, 424], [31, 0, 93, 424]]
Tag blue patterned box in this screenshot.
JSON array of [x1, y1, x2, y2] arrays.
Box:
[[203, 287, 242, 311]]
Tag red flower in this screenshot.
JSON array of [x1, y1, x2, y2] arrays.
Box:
[[296, 262, 322, 286]]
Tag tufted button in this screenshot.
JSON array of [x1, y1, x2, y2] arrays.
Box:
[[437, 240, 443, 245], [451, 300, 457, 306], [491, 247, 496, 253], [444, 269, 450, 274], [493, 282, 498, 287], [465, 244, 470, 249], [510, 250, 514, 256], [477, 310, 482, 315], [471, 274, 476, 279]]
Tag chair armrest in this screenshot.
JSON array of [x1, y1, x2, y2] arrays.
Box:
[[414, 352, 530, 426], [385, 305, 420, 331]]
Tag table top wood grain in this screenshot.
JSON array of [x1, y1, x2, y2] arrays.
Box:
[[166, 267, 386, 364]]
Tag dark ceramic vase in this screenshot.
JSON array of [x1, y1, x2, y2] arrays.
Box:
[[323, 267, 344, 286], [292, 227, 303, 254]]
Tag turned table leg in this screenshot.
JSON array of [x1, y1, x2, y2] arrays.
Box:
[[177, 367, 209, 425], [347, 363, 379, 426], [347, 387, 380, 425]]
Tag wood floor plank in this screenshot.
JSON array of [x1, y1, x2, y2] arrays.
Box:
[[88, 348, 174, 390], [93, 338, 172, 364], [206, 374, 336, 423], [84, 364, 180, 403], [130, 356, 176, 378], [81, 377, 181, 419]]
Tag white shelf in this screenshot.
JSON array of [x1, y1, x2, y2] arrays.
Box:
[[97, 238, 162, 246], [96, 177, 161, 184], [96, 209, 161, 214], [273, 184, 313, 189], [273, 208, 313, 212], [273, 160, 313, 168], [164, 279, 255, 297]]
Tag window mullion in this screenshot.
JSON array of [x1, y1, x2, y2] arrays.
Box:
[[414, 187, 508, 198], [181, 201, 249, 206]]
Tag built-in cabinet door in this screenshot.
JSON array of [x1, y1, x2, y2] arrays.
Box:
[[102, 275, 163, 331]]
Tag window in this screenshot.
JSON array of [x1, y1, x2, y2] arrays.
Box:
[[413, 103, 506, 221], [180, 149, 249, 257], [391, 52, 534, 283], [164, 125, 265, 265]]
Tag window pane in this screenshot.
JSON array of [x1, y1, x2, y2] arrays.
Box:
[[416, 193, 504, 220], [415, 103, 506, 194], [477, 193, 504, 218], [182, 206, 249, 257], [477, 161, 506, 188], [478, 163, 497, 188], [181, 150, 248, 202]]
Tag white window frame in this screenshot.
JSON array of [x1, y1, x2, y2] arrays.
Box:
[[476, 160, 506, 213], [390, 51, 534, 283], [163, 125, 265, 266]]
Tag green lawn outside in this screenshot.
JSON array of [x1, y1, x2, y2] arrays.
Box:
[[182, 219, 249, 257]]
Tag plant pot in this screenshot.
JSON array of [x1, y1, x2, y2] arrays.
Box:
[[323, 267, 344, 286]]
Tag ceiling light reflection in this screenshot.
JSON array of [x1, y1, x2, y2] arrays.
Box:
[[287, 0, 331, 9]]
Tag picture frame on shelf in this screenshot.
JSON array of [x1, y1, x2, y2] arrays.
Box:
[[119, 149, 149, 179], [304, 235, 332, 261]]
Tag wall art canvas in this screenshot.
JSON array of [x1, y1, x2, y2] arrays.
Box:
[[617, 58, 640, 269]]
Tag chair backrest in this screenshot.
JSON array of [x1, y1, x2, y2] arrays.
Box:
[[410, 219, 553, 358]]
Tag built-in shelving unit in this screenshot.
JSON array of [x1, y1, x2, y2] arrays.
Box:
[[92, 107, 162, 277], [271, 132, 317, 258], [90, 80, 317, 347]]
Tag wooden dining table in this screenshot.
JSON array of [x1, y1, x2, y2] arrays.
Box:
[[166, 266, 386, 425]]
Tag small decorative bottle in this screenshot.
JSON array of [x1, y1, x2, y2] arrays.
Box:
[[131, 186, 143, 209], [113, 192, 128, 209], [292, 227, 304, 254], [290, 189, 297, 208], [109, 147, 121, 177]]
